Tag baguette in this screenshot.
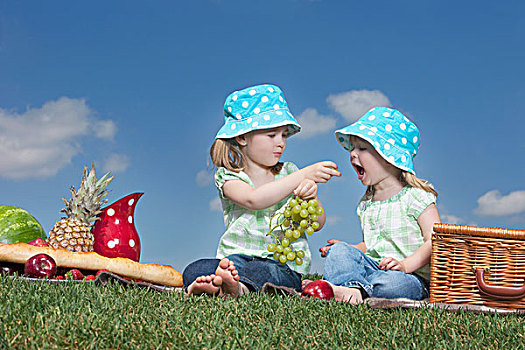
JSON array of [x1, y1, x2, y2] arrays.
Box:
[[0, 242, 182, 287]]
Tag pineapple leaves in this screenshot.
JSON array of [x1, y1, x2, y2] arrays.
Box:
[[59, 163, 114, 225]]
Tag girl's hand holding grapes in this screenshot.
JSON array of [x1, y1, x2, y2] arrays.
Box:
[[302, 161, 341, 183], [293, 179, 317, 200]]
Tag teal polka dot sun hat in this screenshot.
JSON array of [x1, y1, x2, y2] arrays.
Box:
[[215, 84, 301, 139], [335, 107, 420, 175]]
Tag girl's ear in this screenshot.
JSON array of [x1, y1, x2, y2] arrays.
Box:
[[235, 135, 247, 146]]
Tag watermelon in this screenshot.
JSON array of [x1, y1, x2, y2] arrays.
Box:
[[0, 205, 47, 244]]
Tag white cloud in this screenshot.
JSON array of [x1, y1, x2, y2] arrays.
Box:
[[326, 215, 343, 225], [103, 153, 130, 174], [93, 120, 117, 140], [196, 169, 213, 187], [295, 108, 337, 139], [439, 214, 464, 225], [0, 97, 117, 179], [474, 190, 525, 216], [327, 89, 391, 122], [209, 198, 221, 212]]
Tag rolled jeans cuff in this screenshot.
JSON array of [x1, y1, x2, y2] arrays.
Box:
[[341, 280, 373, 297]]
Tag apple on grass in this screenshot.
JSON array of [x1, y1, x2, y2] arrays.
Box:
[[301, 280, 335, 300], [24, 254, 57, 279]]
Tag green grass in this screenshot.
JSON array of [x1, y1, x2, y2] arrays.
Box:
[[0, 277, 523, 349]]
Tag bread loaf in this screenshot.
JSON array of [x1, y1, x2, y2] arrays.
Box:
[[0, 242, 182, 287]]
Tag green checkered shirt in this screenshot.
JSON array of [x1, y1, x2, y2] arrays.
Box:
[[357, 186, 436, 281], [215, 162, 311, 274]]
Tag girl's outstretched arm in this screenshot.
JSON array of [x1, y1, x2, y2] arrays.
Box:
[[223, 161, 340, 211], [379, 203, 440, 273]]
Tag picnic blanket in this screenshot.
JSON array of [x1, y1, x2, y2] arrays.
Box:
[[260, 283, 525, 315], [365, 297, 524, 315]]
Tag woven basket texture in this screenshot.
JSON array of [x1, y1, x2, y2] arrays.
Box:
[[430, 224, 525, 310]]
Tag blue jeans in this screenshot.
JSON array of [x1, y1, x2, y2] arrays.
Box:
[[182, 254, 303, 292], [323, 242, 429, 300]]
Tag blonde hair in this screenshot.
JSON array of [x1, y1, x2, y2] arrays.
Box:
[[210, 138, 283, 175], [364, 171, 438, 200]]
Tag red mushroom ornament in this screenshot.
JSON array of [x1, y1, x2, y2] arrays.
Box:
[[92, 192, 143, 262]]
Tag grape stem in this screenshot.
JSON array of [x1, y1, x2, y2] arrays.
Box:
[[266, 211, 283, 236], [266, 195, 312, 262]]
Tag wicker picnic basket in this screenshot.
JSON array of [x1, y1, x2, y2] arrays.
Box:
[[430, 223, 525, 310]]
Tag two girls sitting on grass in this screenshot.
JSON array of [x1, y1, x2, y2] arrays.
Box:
[[183, 84, 440, 303]]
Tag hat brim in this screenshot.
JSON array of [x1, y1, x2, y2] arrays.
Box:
[[216, 109, 301, 139], [335, 125, 416, 175]]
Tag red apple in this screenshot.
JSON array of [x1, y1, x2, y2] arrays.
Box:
[[301, 280, 334, 300], [65, 269, 84, 280], [24, 254, 57, 278], [27, 238, 50, 247], [85, 275, 96, 281]]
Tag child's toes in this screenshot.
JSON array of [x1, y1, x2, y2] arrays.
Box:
[[218, 258, 231, 270], [212, 275, 223, 287]]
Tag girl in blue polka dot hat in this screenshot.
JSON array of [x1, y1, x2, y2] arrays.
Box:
[[311, 107, 441, 304], [182, 83, 341, 297]]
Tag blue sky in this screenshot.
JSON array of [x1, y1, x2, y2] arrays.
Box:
[[1, 1, 524, 273]]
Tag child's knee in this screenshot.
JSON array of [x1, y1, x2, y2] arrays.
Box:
[[327, 242, 362, 260]]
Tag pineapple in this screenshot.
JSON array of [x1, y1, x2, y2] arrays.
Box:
[[47, 163, 113, 252]]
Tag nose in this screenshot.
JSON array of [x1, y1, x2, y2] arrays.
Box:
[[276, 135, 286, 148]]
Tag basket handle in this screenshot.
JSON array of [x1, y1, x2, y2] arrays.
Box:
[[475, 268, 525, 300]]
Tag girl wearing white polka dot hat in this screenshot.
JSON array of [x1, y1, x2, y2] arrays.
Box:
[[313, 107, 441, 304], [182, 84, 341, 297]]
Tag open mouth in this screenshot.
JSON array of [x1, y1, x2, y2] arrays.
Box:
[[352, 163, 365, 179]]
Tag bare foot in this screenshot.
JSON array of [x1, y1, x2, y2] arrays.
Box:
[[301, 279, 312, 290], [332, 285, 363, 305], [187, 274, 223, 296], [215, 258, 240, 297]]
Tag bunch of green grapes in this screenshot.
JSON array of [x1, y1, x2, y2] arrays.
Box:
[[266, 196, 324, 265]]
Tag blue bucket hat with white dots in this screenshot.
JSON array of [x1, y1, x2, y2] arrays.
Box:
[[215, 84, 301, 139], [335, 107, 420, 175]]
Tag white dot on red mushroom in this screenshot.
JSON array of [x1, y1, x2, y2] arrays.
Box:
[[107, 209, 115, 216], [129, 239, 135, 247], [107, 240, 116, 249], [115, 219, 120, 225], [128, 199, 134, 206], [128, 216, 133, 224]]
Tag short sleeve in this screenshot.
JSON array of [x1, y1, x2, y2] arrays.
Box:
[[355, 193, 370, 219], [407, 187, 436, 219], [280, 162, 299, 176], [215, 167, 252, 199]]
